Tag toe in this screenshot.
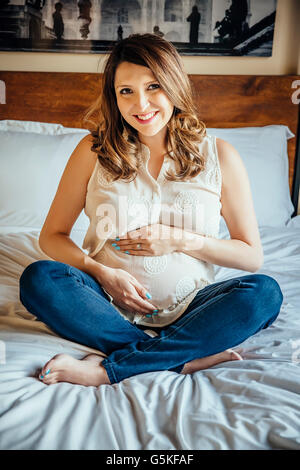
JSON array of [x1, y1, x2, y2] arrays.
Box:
[[43, 372, 58, 385], [43, 368, 52, 379], [234, 351, 243, 360], [39, 363, 51, 381], [39, 364, 49, 380], [227, 348, 243, 361], [39, 354, 62, 380], [39, 367, 51, 382]]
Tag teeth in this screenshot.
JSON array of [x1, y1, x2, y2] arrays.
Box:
[[136, 111, 156, 120]]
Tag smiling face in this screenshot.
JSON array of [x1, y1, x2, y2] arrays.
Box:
[[114, 61, 174, 146]]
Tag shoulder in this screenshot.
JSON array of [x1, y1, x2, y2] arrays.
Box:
[[77, 133, 95, 152], [72, 133, 97, 164], [215, 137, 246, 190], [215, 137, 240, 162], [66, 133, 98, 183]]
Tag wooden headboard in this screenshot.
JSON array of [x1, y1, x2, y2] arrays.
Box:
[[0, 71, 299, 215]]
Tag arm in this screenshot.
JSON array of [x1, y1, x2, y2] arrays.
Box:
[[176, 138, 264, 273], [39, 136, 159, 314], [40, 232, 106, 279], [38, 134, 108, 281]]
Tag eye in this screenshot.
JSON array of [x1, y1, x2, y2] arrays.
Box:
[[119, 88, 132, 95], [119, 83, 160, 95], [148, 83, 160, 90]]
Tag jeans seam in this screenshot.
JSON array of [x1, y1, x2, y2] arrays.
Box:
[[101, 359, 118, 384], [19, 293, 40, 322], [105, 281, 242, 373]]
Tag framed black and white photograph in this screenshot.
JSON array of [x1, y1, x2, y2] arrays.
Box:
[[0, 0, 278, 56]]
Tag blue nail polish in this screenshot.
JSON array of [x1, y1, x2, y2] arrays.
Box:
[[111, 243, 117, 246], [146, 314, 152, 318], [146, 292, 152, 299], [115, 237, 120, 241], [40, 375, 44, 379], [125, 251, 130, 254], [115, 246, 120, 250], [45, 369, 51, 375], [153, 310, 158, 315]]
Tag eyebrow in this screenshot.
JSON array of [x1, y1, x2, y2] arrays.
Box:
[[115, 80, 157, 89]]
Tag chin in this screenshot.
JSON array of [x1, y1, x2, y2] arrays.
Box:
[[139, 128, 162, 136]]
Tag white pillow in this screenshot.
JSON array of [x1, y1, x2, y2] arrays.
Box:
[[207, 125, 295, 232], [0, 129, 90, 231], [0, 119, 89, 135], [0, 122, 294, 236]]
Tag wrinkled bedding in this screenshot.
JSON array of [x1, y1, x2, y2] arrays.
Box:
[[0, 218, 300, 450]]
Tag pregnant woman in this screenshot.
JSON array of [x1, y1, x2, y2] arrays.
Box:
[[19, 33, 283, 386]]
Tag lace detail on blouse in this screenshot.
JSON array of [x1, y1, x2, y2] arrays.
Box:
[[201, 138, 222, 197], [175, 276, 196, 302], [97, 164, 115, 188], [174, 190, 203, 214], [143, 255, 168, 275]]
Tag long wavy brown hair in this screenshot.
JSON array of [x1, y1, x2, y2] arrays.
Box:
[[82, 33, 207, 183]]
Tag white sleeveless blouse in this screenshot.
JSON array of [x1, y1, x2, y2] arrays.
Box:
[[82, 134, 222, 328]]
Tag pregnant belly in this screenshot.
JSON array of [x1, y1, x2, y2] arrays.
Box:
[[93, 244, 214, 312]]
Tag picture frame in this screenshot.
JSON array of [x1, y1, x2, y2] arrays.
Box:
[[0, 0, 277, 56]]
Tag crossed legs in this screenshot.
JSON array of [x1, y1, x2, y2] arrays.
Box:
[[19, 260, 283, 386]]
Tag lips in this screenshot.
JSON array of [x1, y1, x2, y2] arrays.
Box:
[[133, 110, 159, 124]]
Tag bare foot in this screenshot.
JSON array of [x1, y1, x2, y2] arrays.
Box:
[[82, 353, 107, 364], [181, 348, 243, 375], [38, 353, 111, 386]]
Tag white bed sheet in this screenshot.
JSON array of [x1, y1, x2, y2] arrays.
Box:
[[0, 219, 299, 450]]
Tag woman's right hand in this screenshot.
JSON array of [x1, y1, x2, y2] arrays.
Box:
[[95, 266, 159, 316]]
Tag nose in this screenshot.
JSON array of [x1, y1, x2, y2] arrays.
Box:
[[134, 91, 150, 113]]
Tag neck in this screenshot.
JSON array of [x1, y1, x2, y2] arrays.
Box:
[[138, 129, 169, 156]]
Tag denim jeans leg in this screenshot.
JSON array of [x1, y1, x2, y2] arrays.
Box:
[[19, 260, 150, 354], [101, 274, 283, 384]]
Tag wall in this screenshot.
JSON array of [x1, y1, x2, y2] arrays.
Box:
[[298, 40, 300, 75], [0, 0, 299, 214], [0, 0, 299, 75]]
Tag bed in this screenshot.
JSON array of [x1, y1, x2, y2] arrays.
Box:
[[0, 72, 299, 451]]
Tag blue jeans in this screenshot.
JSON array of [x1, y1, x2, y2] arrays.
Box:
[[19, 260, 283, 385]]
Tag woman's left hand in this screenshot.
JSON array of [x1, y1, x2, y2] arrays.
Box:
[[113, 223, 187, 256]]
